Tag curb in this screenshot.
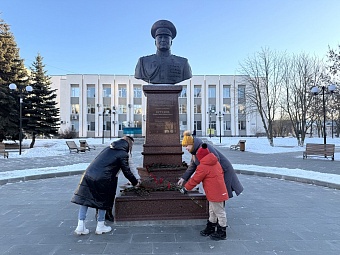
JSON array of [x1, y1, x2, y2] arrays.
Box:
[[235, 169, 340, 190], [1, 168, 340, 191], [0, 170, 84, 186]]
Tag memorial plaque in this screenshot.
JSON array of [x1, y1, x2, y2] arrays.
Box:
[[149, 103, 177, 134]]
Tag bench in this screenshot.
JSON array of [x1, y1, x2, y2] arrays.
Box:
[[0, 143, 9, 158], [79, 140, 96, 151], [66, 141, 86, 153], [303, 143, 335, 161], [230, 140, 246, 151]]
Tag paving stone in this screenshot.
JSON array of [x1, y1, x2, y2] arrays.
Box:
[[0, 139, 340, 254]]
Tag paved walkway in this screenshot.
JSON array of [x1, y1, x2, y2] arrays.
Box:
[[0, 139, 340, 254]]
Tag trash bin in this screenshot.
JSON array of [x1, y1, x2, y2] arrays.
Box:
[[79, 141, 87, 152], [239, 140, 246, 151]]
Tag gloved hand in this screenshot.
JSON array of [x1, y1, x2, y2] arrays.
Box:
[[179, 187, 188, 194], [177, 178, 185, 186]]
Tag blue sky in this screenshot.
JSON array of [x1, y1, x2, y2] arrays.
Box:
[[1, 0, 340, 76]]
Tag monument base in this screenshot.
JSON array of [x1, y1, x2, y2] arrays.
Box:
[[115, 166, 208, 221], [115, 190, 208, 221]]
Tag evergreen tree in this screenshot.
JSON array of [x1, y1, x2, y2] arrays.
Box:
[[0, 17, 29, 142], [26, 53, 60, 147]]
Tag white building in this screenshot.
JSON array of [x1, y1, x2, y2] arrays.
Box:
[[50, 74, 264, 138]]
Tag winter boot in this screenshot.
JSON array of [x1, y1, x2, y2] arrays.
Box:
[[74, 220, 90, 235], [200, 220, 217, 236], [210, 224, 227, 240], [95, 221, 112, 234], [105, 208, 114, 222]]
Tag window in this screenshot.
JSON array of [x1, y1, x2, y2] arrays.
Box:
[[194, 120, 202, 131], [71, 85, 79, 97], [238, 86, 245, 98], [226, 121, 231, 130], [118, 104, 127, 114], [180, 86, 187, 97], [223, 86, 230, 98], [180, 120, 187, 131], [134, 86, 142, 98], [103, 86, 111, 98], [71, 104, 79, 114], [194, 104, 202, 113], [221, 121, 226, 131], [87, 85, 95, 98], [208, 120, 216, 135], [88, 122, 95, 131], [210, 121, 216, 130], [179, 104, 187, 114], [208, 105, 216, 113], [238, 121, 246, 130], [194, 85, 201, 98], [223, 104, 230, 114], [105, 121, 111, 131], [208, 85, 216, 98], [134, 104, 142, 114], [118, 84, 127, 98], [103, 104, 111, 114], [122, 121, 129, 128], [71, 122, 79, 132], [238, 104, 246, 114], [87, 104, 95, 114], [135, 120, 142, 128]]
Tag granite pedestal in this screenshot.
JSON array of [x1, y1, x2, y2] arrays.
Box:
[[115, 85, 208, 221]]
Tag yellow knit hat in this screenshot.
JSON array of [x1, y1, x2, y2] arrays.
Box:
[[182, 130, 194, 147]]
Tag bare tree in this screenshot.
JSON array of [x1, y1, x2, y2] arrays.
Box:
[[272, 107, 292, 137], [328, 94, 340, 137], [325, 45, 340, 137], [239, 47, 284, 146], [328, 44, 340, 76], [281, 53, 325, 146]]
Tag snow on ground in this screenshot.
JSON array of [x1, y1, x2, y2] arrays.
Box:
[[1, 136, 340, 185], [4, 136, 340, 158], [208, 136, 340, 155]]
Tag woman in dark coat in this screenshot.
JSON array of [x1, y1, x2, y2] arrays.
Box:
[[72, 136, 140, 235]]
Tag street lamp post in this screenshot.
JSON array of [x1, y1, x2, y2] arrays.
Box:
[[111, 106, 116, 139], [207, 109, 215, 138], [311, 84, 336, 145], [9, 83, 33, 155], [109, 111, 112, 140], [331, 109, 334, 139], [102, 109, 105, 144], [216, 111, 224, 143], [208, 113, 211, 138], [102, 109, 110, 144], [96, 104, 101, 137]]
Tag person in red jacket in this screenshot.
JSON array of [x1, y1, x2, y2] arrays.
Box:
[[181, 143, 229, 240]]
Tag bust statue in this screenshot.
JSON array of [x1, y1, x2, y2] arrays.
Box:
[[134, 20, 192, 84]]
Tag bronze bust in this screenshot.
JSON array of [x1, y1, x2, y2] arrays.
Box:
[[134, 20, 192, 84]]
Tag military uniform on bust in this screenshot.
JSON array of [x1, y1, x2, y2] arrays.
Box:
[[135, 20, 192, 84]]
